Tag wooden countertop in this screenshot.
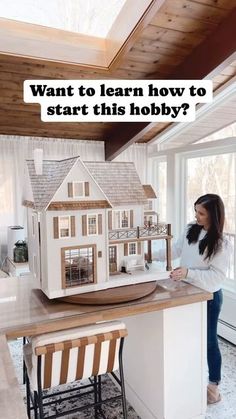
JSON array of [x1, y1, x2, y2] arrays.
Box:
[[0, 275, 212, 339], [0, 275, 212, 419]]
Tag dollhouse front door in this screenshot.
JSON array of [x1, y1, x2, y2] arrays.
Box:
[[109, 246, 117, 273]]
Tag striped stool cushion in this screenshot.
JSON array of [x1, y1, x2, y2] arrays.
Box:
[[23, 321, 127, 390]]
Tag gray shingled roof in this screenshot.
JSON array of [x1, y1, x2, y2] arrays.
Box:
[[84, 161, 147, 206], [26, 157, 78, 211]]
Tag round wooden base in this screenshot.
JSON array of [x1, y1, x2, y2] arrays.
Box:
[[59, 281, 157, 305]]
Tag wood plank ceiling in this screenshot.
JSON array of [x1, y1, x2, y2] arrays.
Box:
[[0, 0, 236, 160]]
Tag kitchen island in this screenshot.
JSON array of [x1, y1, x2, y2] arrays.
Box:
[[0, 275, 211, 419]]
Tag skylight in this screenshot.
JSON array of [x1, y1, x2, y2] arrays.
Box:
[[0, 0, 126, 38]]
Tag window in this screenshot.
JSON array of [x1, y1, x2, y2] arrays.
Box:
[[152, 158, 167, 222], [0, 0, 126, 38], [63, 246, 95, 288], [82, 214, 101, 236], [59, 216, 70, 238], [73, 181, 84, 197], [54, 216, 75, 239], [129, 242, 136, 255], [68, 181, 89, 198], [113, 210, 129, 229], [121, 211, 129, 228], [88, 215, 97, 235], [183, 150, 236, 292], [144, 200, 153, 211]]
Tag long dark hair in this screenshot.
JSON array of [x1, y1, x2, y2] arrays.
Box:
[[186, 194, 225, 260]]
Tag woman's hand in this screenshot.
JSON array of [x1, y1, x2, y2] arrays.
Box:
[[170, 267, 188, 281]]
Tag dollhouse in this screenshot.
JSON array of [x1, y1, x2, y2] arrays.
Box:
[[143, 185, 158, 226], [23, 156, 171, 298]]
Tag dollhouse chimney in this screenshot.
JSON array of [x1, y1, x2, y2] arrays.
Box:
[[33, 148, 43, 175]]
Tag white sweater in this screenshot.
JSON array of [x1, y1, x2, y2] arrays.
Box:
[[155, 225, 231, 293]]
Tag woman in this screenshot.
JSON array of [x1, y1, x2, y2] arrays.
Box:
[[155, 194, 231, 404]]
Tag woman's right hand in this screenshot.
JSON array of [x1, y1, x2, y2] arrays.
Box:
[[170, 267, 188, 281]]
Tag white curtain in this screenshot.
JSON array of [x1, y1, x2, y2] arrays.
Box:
[[114, 143, 148, 183], [0, 135, 104, 261]]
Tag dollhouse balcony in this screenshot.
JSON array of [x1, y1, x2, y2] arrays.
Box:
[[108, 223, 171, 242]]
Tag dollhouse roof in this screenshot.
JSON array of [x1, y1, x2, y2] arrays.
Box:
[[26, 157, 78, 210], [143, 185, 157, 199], [84, 161, 147, 206], [25, 158, 147, 210]]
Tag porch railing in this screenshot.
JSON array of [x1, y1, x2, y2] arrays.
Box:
[[108, 223, 170, 241]]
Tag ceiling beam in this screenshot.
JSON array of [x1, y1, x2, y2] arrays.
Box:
[[169, 8, 236, 80], [105, 122, 155, 161], [105, 8, 236, 161]]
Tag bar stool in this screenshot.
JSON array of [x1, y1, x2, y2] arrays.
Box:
[[23, 321, 128, 418]]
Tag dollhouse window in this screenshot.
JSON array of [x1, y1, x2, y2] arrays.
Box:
[[82, 214, 102, 236], [121, 211, 129, 228], [53, 216, 75, 239], [68, 181, 90, 198], [113, 210, 130, 229], [88, 215, 97, 235], [63, 246, 95, 287], [73, 181, 84, 197], [129, 242, 136, 255], [59, 216, 70, 238], [144, 201, 153, 211]]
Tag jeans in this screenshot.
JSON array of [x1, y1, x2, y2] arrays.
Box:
[[207, 289, 223, 384]]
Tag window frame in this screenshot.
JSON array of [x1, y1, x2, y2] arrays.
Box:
[[148, 137, 236, 295], [73, 181, 85, 198], [178, 143, 236, 294], [87, 214, 98, 236], [113, 210, 130, 229], [61, 244, 96, 288], [149, 156, 167, 223], [128, 242, 137, 255], [59, 215, 71, 239]]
